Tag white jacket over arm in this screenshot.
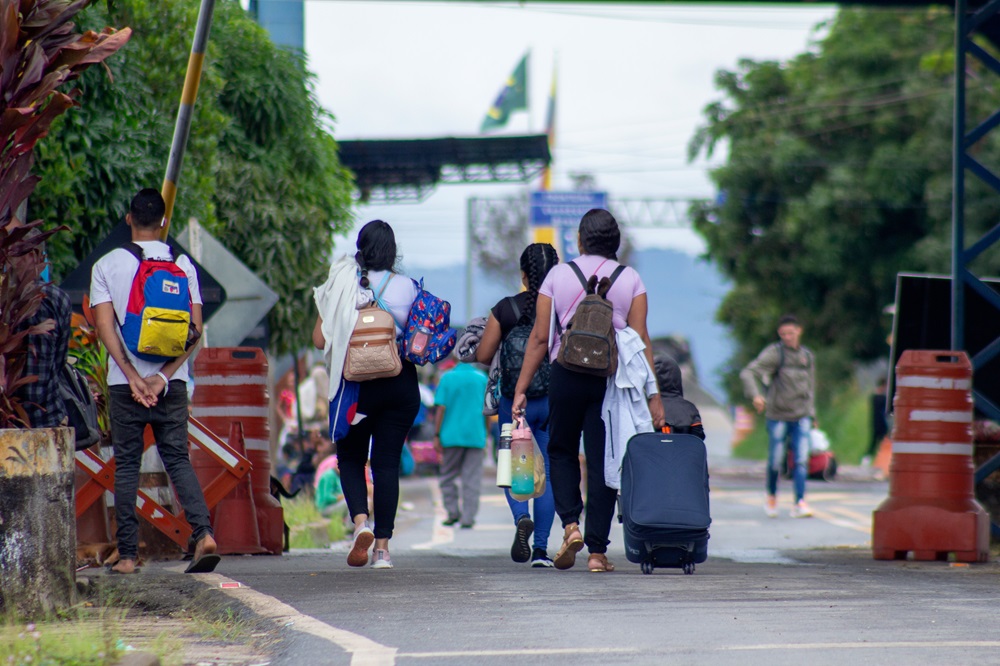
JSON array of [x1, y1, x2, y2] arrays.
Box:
[[603, 327, 658, 490], [313, 256, 367, 399]]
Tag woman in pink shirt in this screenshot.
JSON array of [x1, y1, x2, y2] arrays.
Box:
[[512, 209, 665, 572]]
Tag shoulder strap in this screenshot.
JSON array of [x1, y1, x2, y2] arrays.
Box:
[[770, 342, 785, 385], [507, 296, 521, 322], [607, 265, 626, 288], [568, 262, 589, 290], [122, 242, 144, 262], [374, 272, 393, 301]]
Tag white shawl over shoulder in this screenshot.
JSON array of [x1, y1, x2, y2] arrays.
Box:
[[313, 256, 367, 399]]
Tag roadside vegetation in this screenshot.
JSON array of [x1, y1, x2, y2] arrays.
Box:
[[691, 8, 1000, 415], [284, 493, 347, 549]]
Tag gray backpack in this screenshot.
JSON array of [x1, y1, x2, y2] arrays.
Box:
[[556, 263, 625, 377]]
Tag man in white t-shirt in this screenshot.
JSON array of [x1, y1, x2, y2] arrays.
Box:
[[90, 188, 217, 574]]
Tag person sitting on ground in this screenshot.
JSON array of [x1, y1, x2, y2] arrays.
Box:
[[653, 354, 705, 440]]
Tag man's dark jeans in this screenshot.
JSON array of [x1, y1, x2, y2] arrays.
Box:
[[109, 380, 212, 560]]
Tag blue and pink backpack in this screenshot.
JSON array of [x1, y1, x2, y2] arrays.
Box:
[[398, 278, 456, 365], [118, 242, 193, 362]]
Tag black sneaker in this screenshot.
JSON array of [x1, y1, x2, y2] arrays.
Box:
[[511, 516, 534, 563], [531, 548, 554, 568], [442, 516, 461, 527]]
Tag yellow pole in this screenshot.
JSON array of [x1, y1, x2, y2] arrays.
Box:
[[160, 0, 216, 240]]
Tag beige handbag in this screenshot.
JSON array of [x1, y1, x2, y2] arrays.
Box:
[[343, 274, 402, 381]]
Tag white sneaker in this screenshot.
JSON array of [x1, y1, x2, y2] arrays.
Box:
[[790, 500, 813, 518], [764, 495, 778, 519], [347, 525, 374, 567], [370, 548, 393, 569]]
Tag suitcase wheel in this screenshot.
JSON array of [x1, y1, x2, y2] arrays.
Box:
[[683, 562, 695, 575], [641, 561, 654, 575]]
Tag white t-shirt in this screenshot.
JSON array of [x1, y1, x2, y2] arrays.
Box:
[[90, 241, 202, 386], [363, 270, 418, 333]]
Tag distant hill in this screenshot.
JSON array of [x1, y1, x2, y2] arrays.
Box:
[[409, 248, 733, 402]]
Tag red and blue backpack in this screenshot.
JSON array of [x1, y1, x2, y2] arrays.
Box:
[[398, 278, 456, 365], [118, 242, 193, 362]]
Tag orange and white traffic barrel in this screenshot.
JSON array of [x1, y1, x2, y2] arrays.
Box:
[[872, 350, 989, 562], [193, 348, 284, 555]]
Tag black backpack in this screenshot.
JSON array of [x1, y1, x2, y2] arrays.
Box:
[[499, 297, 550, 399], [556, 263, 626, 377], [60, 362, 101, 451]]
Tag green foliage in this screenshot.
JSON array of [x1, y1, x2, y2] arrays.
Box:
[[0, 612, 122, 666], [34, 0, 222, 280], [690, 8, 1000, 402], [31, 0, 354, 355]]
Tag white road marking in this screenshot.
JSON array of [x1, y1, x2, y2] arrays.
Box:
[[193, 571, 397, 666], [722, 641, 1000, 651], [412, 482, 454, 550], [398, 647, 641, 659]]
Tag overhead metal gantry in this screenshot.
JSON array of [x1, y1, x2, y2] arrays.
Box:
[[337, 135, 551, 203]]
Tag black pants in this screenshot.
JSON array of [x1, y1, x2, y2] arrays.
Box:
[[547, 361, 616, 554], [109, 381, 212, 559], [338, 362, 420, 539]]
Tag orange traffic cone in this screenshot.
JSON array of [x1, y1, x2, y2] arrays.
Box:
[[210, 422, 266, 555]]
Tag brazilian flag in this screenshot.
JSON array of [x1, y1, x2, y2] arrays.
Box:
[[480, 53, 529, 133]]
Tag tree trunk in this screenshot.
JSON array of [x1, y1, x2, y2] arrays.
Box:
[[0, 428, 76, 619]]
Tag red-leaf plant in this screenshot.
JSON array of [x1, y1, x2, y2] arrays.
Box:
[[0, 0, 130, 427]]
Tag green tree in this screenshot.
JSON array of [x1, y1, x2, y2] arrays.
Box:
[[32, 0, 354, 355], [688, 7, 1000, 402]]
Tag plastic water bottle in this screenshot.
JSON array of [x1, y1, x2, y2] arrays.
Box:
[[510, 418, 535, 495], [496, 423, 512, 488], [408, 320, 432, 357]]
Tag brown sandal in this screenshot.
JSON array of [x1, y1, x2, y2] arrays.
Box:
[[553, 523, 584, 570], [587, 553, 615, 572]]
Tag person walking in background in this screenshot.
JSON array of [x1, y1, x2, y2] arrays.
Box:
[[864, 377, 890, 468], [91, 188, 217, 574], [313, 220, 420, 570], [512, 209, 665, 573], [433, 356, 490, 529], [476, 243, 560, 567], [740, 314, 816, 519]]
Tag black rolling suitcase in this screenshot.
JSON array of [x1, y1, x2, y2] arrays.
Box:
[[619, 430, 711, 574]]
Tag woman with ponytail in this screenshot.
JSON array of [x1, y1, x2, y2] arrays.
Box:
[[476, 242, 560, 567], [313, 220, 419, 570], [512, 209, 665, 573]]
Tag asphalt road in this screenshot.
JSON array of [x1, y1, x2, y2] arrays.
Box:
[[204, 468, 1000, 666]]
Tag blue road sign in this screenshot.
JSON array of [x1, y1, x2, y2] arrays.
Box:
[[529, 191, 608, 227]]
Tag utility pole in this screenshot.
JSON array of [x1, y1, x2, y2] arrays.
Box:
[[161, 0, 217, 240]]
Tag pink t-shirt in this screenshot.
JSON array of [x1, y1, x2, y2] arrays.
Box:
[[539, 255, 646, 358]]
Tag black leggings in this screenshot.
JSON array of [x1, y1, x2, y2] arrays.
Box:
[[338, 361, 420, 539], [547, 361, 616, 554]]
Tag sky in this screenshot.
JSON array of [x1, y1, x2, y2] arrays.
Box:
[[301, 1, 838, 268]]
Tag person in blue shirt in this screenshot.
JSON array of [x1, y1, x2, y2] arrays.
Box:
[[433, 359, 490, 528]]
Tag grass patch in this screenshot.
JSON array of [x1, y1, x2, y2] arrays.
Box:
[[192, 606, 251, 643], [732, 383, 873, 464], [284, 493, 347, 548], [0, 607, 123, 666], [283, 493, 323, 528]]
